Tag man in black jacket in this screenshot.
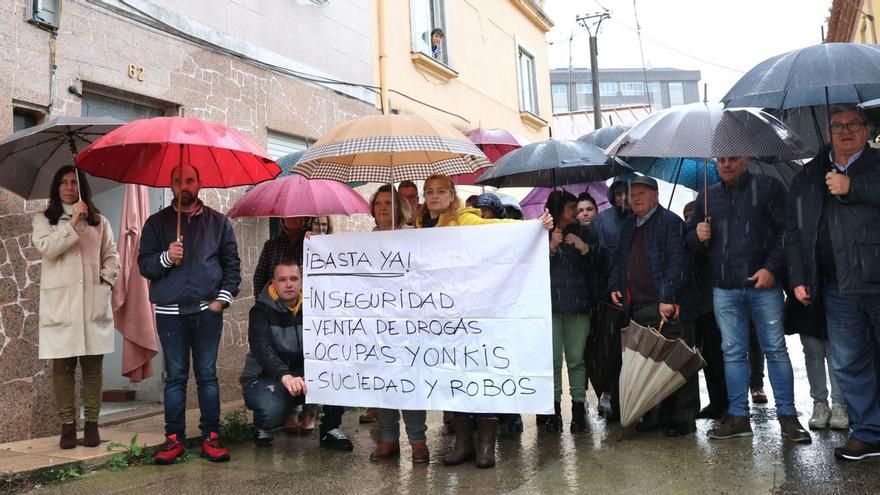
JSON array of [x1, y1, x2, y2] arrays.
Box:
[[610, 176, 700, 437], [786, 105, 880, 461], [687, 157, 810, 444], [139, 164, 241, 464], [241, 259, 352, 450]]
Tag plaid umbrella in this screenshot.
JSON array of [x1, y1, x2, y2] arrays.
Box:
[[618, 320, 705, 433], [291, 114, 491, 183]]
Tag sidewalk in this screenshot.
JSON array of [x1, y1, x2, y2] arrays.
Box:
[[0, 400, 245, 483]]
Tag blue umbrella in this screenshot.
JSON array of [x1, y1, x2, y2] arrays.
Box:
[[624, 157, 720, 192]]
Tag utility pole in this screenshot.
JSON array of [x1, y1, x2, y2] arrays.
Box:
[[577, 11, 610, 130]]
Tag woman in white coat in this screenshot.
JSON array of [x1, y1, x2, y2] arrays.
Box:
[[32, 166, 119, 449]]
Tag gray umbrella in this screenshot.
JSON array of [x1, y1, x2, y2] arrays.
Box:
[[606, 103, 810, 160], [578, 124, 631, 150], [0, 116, 123, 199], [722, 43, 880, 151], [475, 139, 631, 188]]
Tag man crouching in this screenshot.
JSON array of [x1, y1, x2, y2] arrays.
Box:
[[240, 259, 310, 447]]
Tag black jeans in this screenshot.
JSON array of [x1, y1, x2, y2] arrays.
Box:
[[320, 405, 345, 432], [694, 312, 728, 410], [242, 377, 305, 430]]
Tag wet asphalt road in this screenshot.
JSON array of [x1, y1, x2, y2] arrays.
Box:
[[27, 336, 880, 495]]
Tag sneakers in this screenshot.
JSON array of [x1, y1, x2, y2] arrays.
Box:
[[254, 428, 274, 447], [201, 432, 231, 462], [750, 388, 768, 404], [154, 434, 186, 465], [834, 438, 880, 461], [808, 403, 832, 430], [779, 415, 812, 443], [696, 404, 726, 420], [830, 403, 849, 430], [320, 428, 354, 451], [708, 415, 753, 440]]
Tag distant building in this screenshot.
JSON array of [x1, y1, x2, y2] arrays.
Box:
[[826, 0, 879, 43], [549, 67, 701, 113]]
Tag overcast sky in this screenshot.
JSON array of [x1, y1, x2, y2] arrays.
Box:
[[543, 0, 831, 101]]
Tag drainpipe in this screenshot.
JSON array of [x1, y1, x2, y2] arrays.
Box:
[[48, 31, 58, 116], [377, 0, 389, 114]]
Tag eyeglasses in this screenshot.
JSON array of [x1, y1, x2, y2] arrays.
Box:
[[829, 120, 866, 134]]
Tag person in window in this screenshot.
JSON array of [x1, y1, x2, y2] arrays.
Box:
[[33, 166, 119, 450], [430, 28, 444, 60], [414, 174, 552, 468]]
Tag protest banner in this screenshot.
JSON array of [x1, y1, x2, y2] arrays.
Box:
[[302, 221, 553, 414]]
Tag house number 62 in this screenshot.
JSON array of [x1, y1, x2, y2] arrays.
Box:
[[128, 64, 145, 81]]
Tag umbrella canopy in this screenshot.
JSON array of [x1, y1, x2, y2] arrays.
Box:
[[0, 116, 123, 199], [625, 157, 801, 192], [451, 128, 525, 185], [722, 43, 880, 110], [519, 182, 611, 220], [607, 103, 811, 160], [476, 139, 631, 188], [619, 320, 705, 429], [227, 174, 370, 218], [291, 114, 491, 183], [75, 116, 280, 188], [578, 124, 631, 150]]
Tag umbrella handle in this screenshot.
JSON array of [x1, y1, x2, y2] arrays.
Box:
[[657, 321, 665, 334]]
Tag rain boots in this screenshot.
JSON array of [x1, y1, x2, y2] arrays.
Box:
[[474, 418, 498, 469], [442, 416, 475, 466], [570, 402, 588, 433], [59, 423, 77, 449], [83, 421, 101, 447]]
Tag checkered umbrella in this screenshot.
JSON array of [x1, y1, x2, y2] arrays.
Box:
[[291, 114, 491, 183]]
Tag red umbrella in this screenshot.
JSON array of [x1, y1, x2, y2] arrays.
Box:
[[452, 128, 527, 185], [76, 116, 280, 236], [227, 174, 370, 219]]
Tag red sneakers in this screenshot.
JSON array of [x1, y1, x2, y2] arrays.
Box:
[[201, 432, 231, 462], [154, 434, 186, 465]]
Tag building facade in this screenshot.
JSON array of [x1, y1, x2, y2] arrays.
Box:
[[0, 0, 377, 442], [826, 0, 879, 43], [549, 67, 702, 113], [379, 0, 554, 141]]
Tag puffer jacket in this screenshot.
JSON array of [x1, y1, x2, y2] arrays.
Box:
[[415, 207, 515, 228], [239, 284, 304, 386], [686, 172, 787, 289]]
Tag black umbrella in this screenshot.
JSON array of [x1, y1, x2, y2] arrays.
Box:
[[722, 42, 880, 152], [475, 139, 631, 188], [577, 125, 631, 150]]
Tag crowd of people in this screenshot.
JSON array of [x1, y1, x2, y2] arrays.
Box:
[[32, 105, 879, 468]]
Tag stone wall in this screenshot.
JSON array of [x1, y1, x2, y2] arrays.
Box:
[[0, 0, 377, 442]]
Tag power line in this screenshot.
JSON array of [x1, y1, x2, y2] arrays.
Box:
[[632, 0, 653, 109], [609, 17, 747, 74]]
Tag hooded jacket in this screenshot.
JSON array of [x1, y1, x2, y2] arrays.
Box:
[[785, 145, 880, 296], [239, 283, 304, 386], [592, 178, 631, 255]]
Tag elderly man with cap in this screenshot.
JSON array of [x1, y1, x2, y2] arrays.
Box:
[[785, 105, 880, 461], [686, 156, 811, 444], [609, 176, 700, 436]]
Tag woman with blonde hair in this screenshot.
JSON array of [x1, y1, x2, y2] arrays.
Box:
[[32, 165, 119, 449], [414, 174, 552, 469]]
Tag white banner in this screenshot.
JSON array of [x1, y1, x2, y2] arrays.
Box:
[[303, 221, 553, 414]]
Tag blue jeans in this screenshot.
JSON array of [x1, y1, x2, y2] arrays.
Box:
[[713, 288, 796, 417], [243, 377, 305, 430], [824, 287, 880, 444], [157, 310, 224, 441]]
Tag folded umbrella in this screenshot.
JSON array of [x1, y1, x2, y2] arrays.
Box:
[[0, 116, 122, 199], [618, 320, 705, 433], [227, 174, 370, 218]]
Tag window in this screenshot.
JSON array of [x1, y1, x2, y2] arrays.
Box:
[[517, 47, 538, 114], [267, 131, 310, 161], [647, 82, 662, 111], [669, 82, 685, 106], [13, 108, 41, 132], [410, 0, 448, 65], [551, 84, 568, 113], [28, 0, 60, 29], [575, 83, 592, 110], [598, 82, 619, 96], [620, 82, 646, 96]]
